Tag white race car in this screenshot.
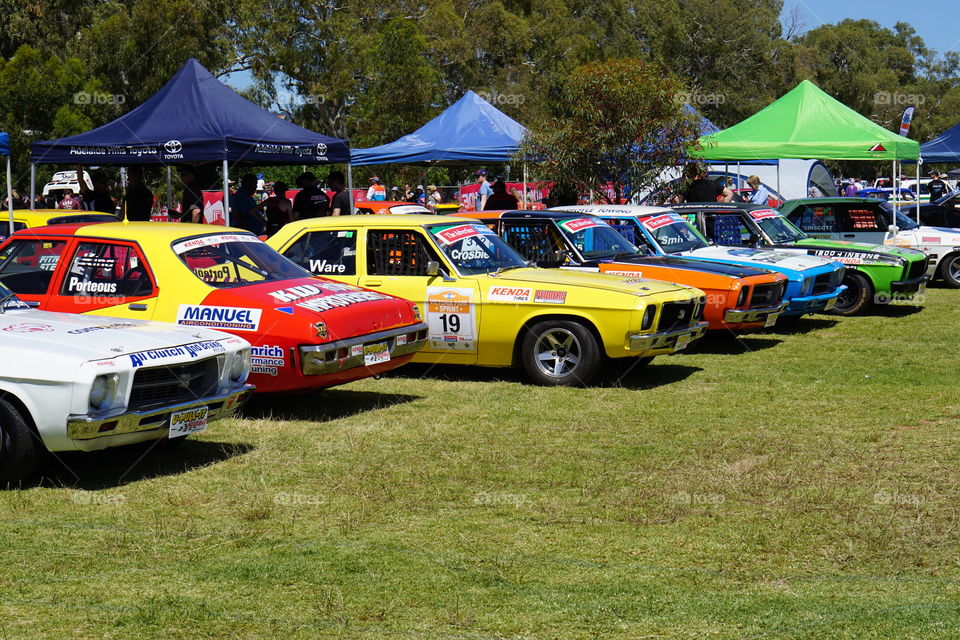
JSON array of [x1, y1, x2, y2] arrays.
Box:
[[0, 289, 253, 484]]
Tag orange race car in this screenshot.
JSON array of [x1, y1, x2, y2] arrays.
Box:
[[354, 201, 432, 215], [462, 210, 789, 331]]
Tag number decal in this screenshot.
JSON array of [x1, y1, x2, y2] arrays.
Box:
[[425, 287, 476, 351]]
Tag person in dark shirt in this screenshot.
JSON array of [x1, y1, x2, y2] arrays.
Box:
[[262, 181, 293, 235], [123, 167, 154, 221], [328, 171, 351, 216], [76, 165, 116, 214], [679, 163, 733, 203], [928, 171, 949, 201], [292, 172, 330, 219], [231, 174, 265, 235], [179, 167, 203, 223], [483, 181, 519, 210]]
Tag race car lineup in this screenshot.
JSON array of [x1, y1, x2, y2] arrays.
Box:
[[0, 197, 942, 482]]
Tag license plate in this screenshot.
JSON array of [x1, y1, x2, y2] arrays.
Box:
[[363, 342, 391, 366], [169, 406, 208, 438], [918, 282, 927, 295], [674, 333, 691, 351], [825, 298, 836, 311], [764, 312, 780, 328]]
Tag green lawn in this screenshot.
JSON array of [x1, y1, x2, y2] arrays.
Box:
[[3, 289, 960, 639]]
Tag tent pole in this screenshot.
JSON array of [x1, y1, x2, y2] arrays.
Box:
[[346, 162, 354, 215], [29, 163, 35, 210], [6, 157, 13, 238], [522, 160, 528, 210], [166, 166, 173, 219], [916, 157, 921, 223], [776, 161, 780, 198], [222, 159, 230, 227]]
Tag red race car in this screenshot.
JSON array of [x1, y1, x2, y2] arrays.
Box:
[[0, 222, 427, 393]]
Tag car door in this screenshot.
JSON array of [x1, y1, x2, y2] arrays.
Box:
[[499, 220, 569, 267], [835, 203, 888, 245], [785, 205, 841, 240], [360, 227, 481, 356], [45, 240, 159, 318], [0, 237, 72, 307]]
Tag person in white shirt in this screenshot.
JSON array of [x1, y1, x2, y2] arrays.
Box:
[[747, 175, 771, 205]]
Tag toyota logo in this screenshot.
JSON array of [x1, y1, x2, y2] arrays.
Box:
[[316, 143, 327, 155], [164, 140, 183, 154]]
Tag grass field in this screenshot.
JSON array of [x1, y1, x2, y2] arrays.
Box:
[[3, 288, 960, 639]]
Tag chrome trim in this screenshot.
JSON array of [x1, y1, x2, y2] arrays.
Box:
[[628, 321, 708, 353], [299, 322, 428, 375], [723, 301, 788, 323], [66, 385, 254, 440]]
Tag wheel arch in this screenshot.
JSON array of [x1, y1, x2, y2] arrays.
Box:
[[511, 313, 604, 366], [0, 387, 40, 437]]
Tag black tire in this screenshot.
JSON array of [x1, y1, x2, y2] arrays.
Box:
[[521, 320, 602, 386], [0, 397, 40, 487], [937, 253, 960, 288], [832, 272, 873, 315]]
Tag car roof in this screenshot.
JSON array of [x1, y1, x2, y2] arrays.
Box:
[[469, 210, 598, 221], [669, 202, 765, 212], [549, 204, 674, 217], [781, 197, 887, 205], [13, 222, 256, 242], [280, 214, 470, 233]]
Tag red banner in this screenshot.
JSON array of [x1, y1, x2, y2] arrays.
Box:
[[201, 191, 227, 225], [460, 181, 552, 210]]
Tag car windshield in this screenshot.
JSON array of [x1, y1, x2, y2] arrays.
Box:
[[555, 217, 639, 259], [882, 203, 921, 230], [426, 222, 528, 275], [173, 232, 311, 288], [636, 214, 708, 253], [753, 212, 807, 242]]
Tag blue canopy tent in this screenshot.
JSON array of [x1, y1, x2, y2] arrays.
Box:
[[31, 58, 349, 224], [920, 122, 960, 163]]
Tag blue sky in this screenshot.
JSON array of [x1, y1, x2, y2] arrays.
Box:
[[786, 0, 959, 55]]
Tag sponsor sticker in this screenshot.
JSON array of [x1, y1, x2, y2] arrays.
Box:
[[2, 323, 54, 333], [172, 233, 258, 254], [250, 344, 285, 376], [308, 258, 348, 274], [534, 290, 567, 304], [65, 277, 118, 295], [434, 224, 486, 246], [38, 254, 60, 271], [363, 342, 391, 366], [488, 286, 532, 303], [764, 312, 779, 328], [559, 218, 602, 233], [350, 344, 364, 357], [67, 322, 138, 334], [641, 214, 677, 230], [176, 305, 262, 331], [128, 341, 226, 367], [396, 334, 408, 345], [169, 406, 208, 438], [922, 236, 941, 243], [603, 269, 641, 277], [749, 209, 779, 221], [674, 333, 691, 351], [425, 287, 477, 351]]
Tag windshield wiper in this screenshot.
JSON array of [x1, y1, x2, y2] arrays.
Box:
[[491, 263, 527, 276], [0, 292, 21, 314]]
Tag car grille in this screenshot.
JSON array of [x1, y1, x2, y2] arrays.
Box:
[[749, 282, 783, 308], [906, 257, 927, 280], [812, 273, 835, 294], [128, 357, 222, 411], [658, 301, 696, 332]]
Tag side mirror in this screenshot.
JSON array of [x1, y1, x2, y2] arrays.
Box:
[[426, 260, 440, 276], [887, 224, 898, 235]]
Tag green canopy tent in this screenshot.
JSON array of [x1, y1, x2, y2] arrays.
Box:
[[696, 80, 921, 220]]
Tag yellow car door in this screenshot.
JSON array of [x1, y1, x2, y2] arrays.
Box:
[[358, 227, 481, 361]]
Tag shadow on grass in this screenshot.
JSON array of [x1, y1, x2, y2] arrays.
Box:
[[240, 389, 420, 422], [867, 304, 925, 319], [684, 334, 783, 356], [759, 316, 841, 336], [27, 439, 254, 491], [391, 362, 702, 390]]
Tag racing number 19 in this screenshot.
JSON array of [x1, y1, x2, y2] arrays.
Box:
[[439, 313, 460, 334]]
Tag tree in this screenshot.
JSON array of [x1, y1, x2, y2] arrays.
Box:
[[522, 58, 698, 203]]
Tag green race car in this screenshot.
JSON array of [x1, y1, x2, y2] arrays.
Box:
[[671, 202, 929, 315]]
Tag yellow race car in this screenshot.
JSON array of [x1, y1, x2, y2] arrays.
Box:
[[0, 209, 118, 241], [267, 215, 709, 386]]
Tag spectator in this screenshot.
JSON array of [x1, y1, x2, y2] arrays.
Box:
[[928, 171, 949, 201], [179, 167, 203, 223], [426, 185, 443, 210], [476, 170, 493, 209], [389, 185, 400, 201], [122, 167, 154, 221], [679, 163, 732, 203], [843, 179, 858, 197], [483, 181, 519, 210], [34, 194, 46, 210], [415, 185, 425, 205], [58, 189, 83, 210], [75, 165, 115, 214], [292, 172, 330, 219], [328, 171, 351, 216], [746, 175, 772, 205], [231, 173, 265, 234], [403, 184, 414, 201], [261, 181, 293, 235], [366, 176, 386, 201]]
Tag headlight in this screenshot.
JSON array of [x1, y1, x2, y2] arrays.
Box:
[[229, 349, 251, 384], [800, 277, 812, 295], [736, 286, 749, 308], [833, 266, 846, 285], [641, 305, 656, 330], [89, 373, 118, 411]]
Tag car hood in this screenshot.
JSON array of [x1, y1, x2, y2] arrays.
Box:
[[0, 307, 237, 362], [602, 254, 773, 278], [903, 227, 960, 244], [788, 239, 912, 265], [684, 246, 836, 272], [488, 267, 694, 296], [197, 277, 417, 343]]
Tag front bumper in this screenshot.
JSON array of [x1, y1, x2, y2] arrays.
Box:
[[783, 286, 846, 316], [300, 322, 428, 375], [889, 275, 928, 296], [66, 384, 254, 440], [723, 301, 788, 325], [628, 321, 708, 354]]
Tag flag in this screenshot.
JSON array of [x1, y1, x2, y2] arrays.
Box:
[[898, 106, 915, 137]]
